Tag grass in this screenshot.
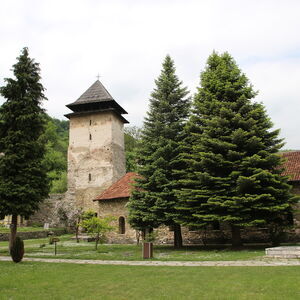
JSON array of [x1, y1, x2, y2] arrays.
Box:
[[0, 226, 63, 233], [0, 261, 300, 299], [0, 234, 268, 261]]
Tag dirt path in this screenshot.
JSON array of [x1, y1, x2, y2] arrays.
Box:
[[0, 256, 299, 266]]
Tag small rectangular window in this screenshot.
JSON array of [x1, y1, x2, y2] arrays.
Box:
[[89, 173, 91, 181], [89, 134, 92, 140], [90, 120, 92, 126]]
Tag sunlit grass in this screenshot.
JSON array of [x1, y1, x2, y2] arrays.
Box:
[[0, 235, 266, 261], [0, 261, 300, 299]]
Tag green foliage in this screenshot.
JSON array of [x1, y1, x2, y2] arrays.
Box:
[[176, 51, 298, 244], [0, 47, 49, 219], [81, 216, 115, 250], [81, 209, 97, 221], [128, 55, 190, 235], [41, 116, 69, 194], [124, 126, 141, 172], [50, 171, 67, 193], [10, 236, 24, 263], [143, 231, 158, 243]]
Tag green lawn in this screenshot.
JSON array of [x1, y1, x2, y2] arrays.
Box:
[[0, 226, 63, 233], [0, 235, 268, 261], [0, 261, 299, 299]]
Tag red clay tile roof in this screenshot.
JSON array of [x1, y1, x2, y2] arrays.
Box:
[[94, 152, 300, 201], [93, 172, 139, 201], [281, 151, 300, 181]]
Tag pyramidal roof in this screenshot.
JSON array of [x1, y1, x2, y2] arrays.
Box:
[[65, 80, 128, 122], [68, 80, 114, 106]]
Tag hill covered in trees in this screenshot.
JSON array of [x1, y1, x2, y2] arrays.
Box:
[[42, 116, 69, 193]]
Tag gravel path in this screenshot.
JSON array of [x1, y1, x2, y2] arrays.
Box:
[[1, 256, 300, 266]]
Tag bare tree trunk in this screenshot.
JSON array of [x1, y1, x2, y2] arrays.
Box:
[[231, 225, 243, 248], [95, 233, 99, 250], [136, 230, 140, 245], [174, 223, 183, 248], [75, 221, 80, 243], [9, 214, 18, 250]]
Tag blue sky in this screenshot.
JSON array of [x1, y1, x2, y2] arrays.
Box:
[[0, 0, 299, 149]]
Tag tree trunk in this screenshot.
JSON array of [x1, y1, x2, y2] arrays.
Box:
[[231, 225, 243, 248], [136, 230, 141, 245], [95, 233, 99, 250], [174, 223, 183, 248], [9, 214, 18, 250], [75, 222, 80, 243]]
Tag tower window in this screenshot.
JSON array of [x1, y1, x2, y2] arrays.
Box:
[[118, 216, 125, 234], [89, 134, 92, 140], [89, 120, 92, 126], [89, 173, 91, 182]]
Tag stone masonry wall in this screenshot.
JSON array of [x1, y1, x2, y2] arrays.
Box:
[[97, 198, 137, 243], [67, 112, 125, 211], [28, 194, 65, 227], [98, 194, 300, 245]]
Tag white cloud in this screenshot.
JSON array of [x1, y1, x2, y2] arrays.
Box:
[[0, 0, 299, 148]]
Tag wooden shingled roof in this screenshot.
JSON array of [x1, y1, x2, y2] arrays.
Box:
[[65, 80, 128, 122], [281, 151, 300, 181], [67, 80, 114, 106], [93, 172, 139, 201]]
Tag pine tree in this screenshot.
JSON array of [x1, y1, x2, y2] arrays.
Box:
[[176, 52, 297, 247], [128, 55, 190, 247], [0, 48, 49, 249]]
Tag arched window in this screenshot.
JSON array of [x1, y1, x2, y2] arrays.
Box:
[[118, 216, 125, 234]]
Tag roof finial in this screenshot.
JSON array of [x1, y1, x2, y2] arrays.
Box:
[[96, 73, 101, 81]]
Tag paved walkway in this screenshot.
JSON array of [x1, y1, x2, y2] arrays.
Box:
[[0, 256, 300, 266]]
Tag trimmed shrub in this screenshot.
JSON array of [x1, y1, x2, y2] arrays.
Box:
[[10, 236, 25, 263]]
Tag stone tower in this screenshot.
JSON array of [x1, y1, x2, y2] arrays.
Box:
[[65, 80, 128, 210]]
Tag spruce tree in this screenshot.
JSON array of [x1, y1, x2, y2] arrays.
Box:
[[0, 48, 49, 249], [128, 55, 190, 247], [176, 52, 297, 247]]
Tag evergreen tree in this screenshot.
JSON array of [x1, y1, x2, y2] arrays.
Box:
[[176, 52, 297, 247], [0, 48, 49, 248], [128, 55, 190, 247]]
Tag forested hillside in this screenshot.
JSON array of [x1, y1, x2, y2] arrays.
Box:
[[42, 116, 69, 193]]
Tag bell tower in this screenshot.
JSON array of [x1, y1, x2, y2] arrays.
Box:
[[65, 80, 128, 210]]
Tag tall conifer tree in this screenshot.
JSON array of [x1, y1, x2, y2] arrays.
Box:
[[0, 48, 49, 248], [128, 55, 190, 247], [176, 52, 296, 247]]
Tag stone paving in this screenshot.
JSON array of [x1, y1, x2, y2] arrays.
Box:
[[0, 256, 300, 266]]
